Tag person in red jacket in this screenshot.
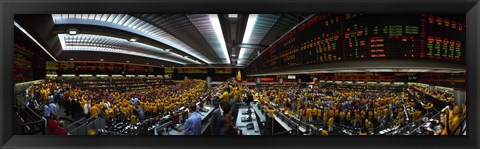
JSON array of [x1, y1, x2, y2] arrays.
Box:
[[47, 114, 59, 135], [53, 120, 68, 135]]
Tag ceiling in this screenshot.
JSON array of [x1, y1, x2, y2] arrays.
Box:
[[14, 14, 311, 67]]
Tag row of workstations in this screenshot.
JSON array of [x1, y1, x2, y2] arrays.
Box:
[[246, 101, 318, 135]]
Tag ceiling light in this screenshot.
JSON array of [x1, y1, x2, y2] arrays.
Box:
[[165, 49, 171, 52], [146, 63, 149, 65], [67, 28, 79, 35], [129, 37, 138, 42], [126, 61, 130, 63], [231, 54, 237, 57], [242, 14, 258, 44], [161, 65, 164, 67], [69, 58, 74, 61], [209, 14, 231, 64], [238, 14, 258, 61], [228, 14, 238, 18], [100, 59, 104, 61], [184, 56, 189, 58]]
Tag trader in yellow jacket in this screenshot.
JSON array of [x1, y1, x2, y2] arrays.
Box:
[[90, 103, 100, 118], [328, 117, 334, 132], [306, 106, 313, 123], [449, 106, 461, 135]]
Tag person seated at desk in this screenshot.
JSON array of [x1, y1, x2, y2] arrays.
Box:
[[183, 103, 202, 135]]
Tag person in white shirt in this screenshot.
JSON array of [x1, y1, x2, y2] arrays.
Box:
[[84, 101, 91, 118]]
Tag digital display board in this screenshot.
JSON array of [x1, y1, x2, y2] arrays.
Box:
[[59, 62, 125, 71], [246, 14, 465, 74]]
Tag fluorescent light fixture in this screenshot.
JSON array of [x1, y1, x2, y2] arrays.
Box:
[[61, 74, 75, 77], [138, 75, 146, 77], [394, 82, 405, 85], [165, 49, 171, 52], [161, 65, 164, 67], [126, 75, 135, 77], [231, 54, 236, 57], [96, 74, 108, 77], [238, 14, 259, 62], [126, 61, 130, 63], [69, 58, 74, 61], [364, 69, 393, 72], [100, 59, 104, 61], [146, 63, 150, 65], [79, 74, 93, 77], [242, 14, 258, 44], [112, 75, 124, 77], [208, 14, 231, 64], [228, 14, 238, 18], [407, 69, 432, 72], [14, 21, 58, 62], [380, 82, 391, 84], [46, 74, 58, 77]]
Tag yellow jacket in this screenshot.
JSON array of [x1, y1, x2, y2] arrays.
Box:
[[328, 117, 334, 126]]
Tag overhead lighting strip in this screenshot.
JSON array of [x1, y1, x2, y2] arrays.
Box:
[[52, 14, 212, 64], [14, 21, 58, 62], [58, 34, 199, 65]]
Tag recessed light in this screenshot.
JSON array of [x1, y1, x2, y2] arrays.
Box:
[[100, 59, 104, 61], [69, 58, 74, 61], [228, 14, 238, 18], [231, 54, 237, 57], [184, 56, 189, 58], [67, 28, 79, 35], [129, 37, 138, 42], [165, 49, 171, 52], [126, 61, 130, 63], [68, 30, 77, 35]]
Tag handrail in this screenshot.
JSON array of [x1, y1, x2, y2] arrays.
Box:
[[15, 94, 46, 135], [16, 95, 44, 120], [66, 117, 86, 131]]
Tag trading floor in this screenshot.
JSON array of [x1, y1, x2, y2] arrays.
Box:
[[12, 13, 467, 136]]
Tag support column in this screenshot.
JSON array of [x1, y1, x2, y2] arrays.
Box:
[[206, 76, 212, 89], [184, 76, 188, 80], [298, 78, 302, 84], [256, 77, 261, 90], [454, 90, 466, 107], [279, 78, 283, 84]]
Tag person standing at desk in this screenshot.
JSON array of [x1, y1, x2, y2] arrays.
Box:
[[183, 103, 202, 135]]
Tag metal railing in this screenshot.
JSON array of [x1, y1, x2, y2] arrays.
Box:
[[67, 112, 105, 135], [15, 95, 46, 135]]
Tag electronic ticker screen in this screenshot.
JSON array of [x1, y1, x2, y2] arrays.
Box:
[[246, 14, 465, 74]]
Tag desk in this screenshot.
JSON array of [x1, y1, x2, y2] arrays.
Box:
[[273, 114, 292, 132], [236, 107, 261, 135], [251, 102, 266, 123]]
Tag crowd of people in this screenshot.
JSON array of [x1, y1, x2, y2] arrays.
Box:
[[24, 79, 207, 135], [21, 78, 465, 136], [250, 84, 429, 135]]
